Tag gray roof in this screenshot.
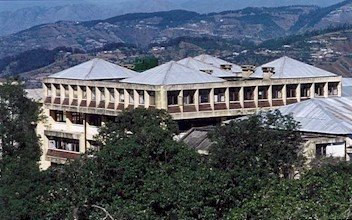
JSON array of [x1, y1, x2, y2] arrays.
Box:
[[193, 54, 242, 73], [342, 78, 352, 97], [25, 88, 43, 103], [177, 57, 238, 78], [181, 127, 214, 153], [278, 97, 352, 135], [120, 61, 225, 85], [251, 56, 337, 79], [48, 58, 138, 80]]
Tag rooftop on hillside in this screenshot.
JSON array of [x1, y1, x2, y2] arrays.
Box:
[[193, 54, 242, 73]]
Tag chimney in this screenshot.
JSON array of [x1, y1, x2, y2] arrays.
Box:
[[201, 69, 214, 74], [220, 64, 233, 71], [241, 65, 255, 78], [262, 67, 275, 80]]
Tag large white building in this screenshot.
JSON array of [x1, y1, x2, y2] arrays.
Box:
[[37, 55, 342, 169]]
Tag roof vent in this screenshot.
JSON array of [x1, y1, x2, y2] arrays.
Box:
[[241, 65, 255, 78], [201, 69, 214, 74], [220, 64, 232, 71], [262, 67, 275, 80]]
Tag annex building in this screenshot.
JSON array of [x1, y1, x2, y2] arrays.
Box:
[[37, 55, 342, 169]]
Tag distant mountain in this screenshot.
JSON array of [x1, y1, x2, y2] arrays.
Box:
[[0, 6, 317, 58]]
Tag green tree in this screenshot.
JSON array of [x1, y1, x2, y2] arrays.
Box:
[[0, 82, 43, 219], [42, 108, 237, 219], [231, 161, 352, 219], [133, 56, 159, 72]]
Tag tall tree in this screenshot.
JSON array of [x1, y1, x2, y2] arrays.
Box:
[[0, 82, 43, 219]]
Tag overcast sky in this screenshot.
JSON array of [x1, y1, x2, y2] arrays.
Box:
[[0, 0, 345, 12]]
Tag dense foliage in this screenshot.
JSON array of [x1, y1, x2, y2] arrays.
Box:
[[133, 56, 159, 72], [0, 82, 43, 219]]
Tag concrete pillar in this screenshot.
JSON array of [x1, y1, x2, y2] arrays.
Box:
[[338, 81, 342, 97], [157, 86, 168, 110], [87, 87, 93, 106], [239, 87, 244, 108], [60, 84, 65, 104], [210, 88, 214, 110], [145, 90, 149, 108], [282, 84, 287, 105], [324, 82, 329, 98], [124, 89, 129, 108], [114, 88, 119, 109], [297, 84, 301, 102], [268, 85, 273, 107], [178, 90, 183, 113], [310, 83, 315, 98], [134, 90, 139, 108], [225, 87, 230, 109], [254, 86, 258, 108], [104, 87, 109, 108], [195, 89, 199, 111]]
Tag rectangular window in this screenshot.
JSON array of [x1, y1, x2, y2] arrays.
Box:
[[108, 88, 115, 102], [316, 144, 327, 157], [90, 87, 96, 100], [244, 87, 254, 100], [328, 82, 338, 96], [138, 90, 145, 104], [183, 90, 195, 105], [301, 84, 311, 97], [148, 91, 156, 106], [98, 87, 105, 101], [54, 84, 60, 97], [199, 89, 210, 104], [315, 83, 325, 97], [214, 88, 226, 103], [286, 85, 297, 98], [168, 91, 179, 105], [69, 112, 84, 124], [81, 86, 87, 99], [48, 137, 79, 152], [118, 89, 125, 103], [229, 88, 239, 102], [258, 86, 268, 100], [72, 85, 78, 99], [88, 114, 102, 126], [127, 90, 134, 104], [50, 110, 66, 122], [272, 85, 283, 99]]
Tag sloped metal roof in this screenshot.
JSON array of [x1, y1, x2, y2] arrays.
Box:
[[48, 58, 138, 80], [120, 61, 225, 85], [193, 54, 242, 73], [177, 57, 239, 78], [342, 78, 352, 97], [181, 127, 214, 154], [278, 97, 352, 135], [251, 56, 337, 79]]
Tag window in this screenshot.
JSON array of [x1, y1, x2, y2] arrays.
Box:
[[168, 91, 179, 105], [229, 88, 239, 102], [50, 110, 66, 122], [138, 90, 145, 104], [108, 88, 115, 102], [45, 84, 52, 97], [315, 83, 325, 97], [98, 87, 105, 101], [272, 85, 283, 99], [54, 84, 60, 97], [258, 86, 268, 100], [69, 112, 84, 124], [328, 82, 338, 96], [286, 85, 297, 98], [88, 114, 102, 126], [244, 87, 254, 100], [81, 86, 87, 99], [127, 90, 134, 104], [183, 90, 195, 105], [301, 84, 311, 97], [72, 85, 78, 99], [63, 85, 69, 98], [48, 137, 79, 152], [148, 91, 156, 106], [214, 88, 225, 103], [118, 89, 125, 103], [90, 87, 96, 100], [316, 144, 327, 157], [199, 89, 210, 104]]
